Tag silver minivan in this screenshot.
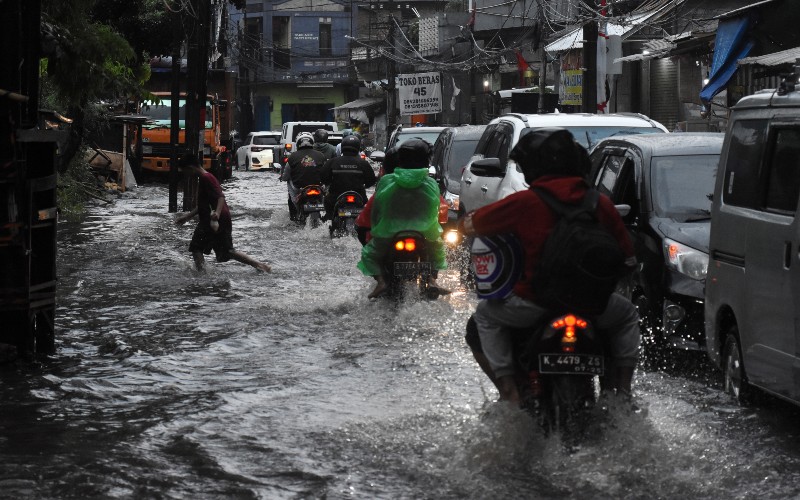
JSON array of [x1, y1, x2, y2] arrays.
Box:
[[705, 81, 800, 406]]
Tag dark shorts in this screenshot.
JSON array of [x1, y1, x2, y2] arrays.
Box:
[[189, 224, 234, 262]]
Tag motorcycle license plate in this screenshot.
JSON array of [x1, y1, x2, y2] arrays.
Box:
[[393, 262, 431, 277], [304, 203, 324, 211], [538, 354, 604, 375], [338, 209, 362, 217]]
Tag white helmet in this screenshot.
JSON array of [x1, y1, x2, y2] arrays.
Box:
[[296, 132, 315, 149]]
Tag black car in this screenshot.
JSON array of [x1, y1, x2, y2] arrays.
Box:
[[589, 133, 723, 351], [429, 125, 486, 244]]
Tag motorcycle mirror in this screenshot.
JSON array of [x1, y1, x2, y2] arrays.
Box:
[[615, 204, 631, 217]]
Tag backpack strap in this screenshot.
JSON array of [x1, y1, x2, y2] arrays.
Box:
[[533, 187, 599, 220]]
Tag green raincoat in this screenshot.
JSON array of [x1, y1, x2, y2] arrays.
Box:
[[357, 168, 447, 276]]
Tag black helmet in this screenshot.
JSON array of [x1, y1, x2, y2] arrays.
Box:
[[313, 129, 329, 143], [382, 146, 400, 175], [341, 134, 361, 154], [508, 128, 587, 184], [397, 138, 431, 169]]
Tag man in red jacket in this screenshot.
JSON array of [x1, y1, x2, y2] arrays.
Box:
[[460, 128, 639, 405]]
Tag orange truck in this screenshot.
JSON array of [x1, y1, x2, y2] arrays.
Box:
[[138, 92, 231, 180]]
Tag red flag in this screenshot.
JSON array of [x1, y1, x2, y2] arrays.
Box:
[[515, 50, 529, 87]]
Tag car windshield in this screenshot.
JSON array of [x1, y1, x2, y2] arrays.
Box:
[[650, 154, 719, 221], [521, 126, 663, 149], [446, 138, 480, 185], [291, 125, 334, 141], [141, 99, 213, 129], [254, 136, 279, 145], [392, 130, 442, 148]]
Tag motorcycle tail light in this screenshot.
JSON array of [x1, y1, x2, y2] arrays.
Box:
[[394, 238, 418, 252], [346, 195, 356, 203], [306, 188, 321, 196]]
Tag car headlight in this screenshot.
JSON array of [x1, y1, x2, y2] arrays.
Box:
[[663, 238, 708, 280], [444, 191, 459, 211]]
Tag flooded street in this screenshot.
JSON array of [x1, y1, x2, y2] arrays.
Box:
[[3, 171, 800, 499]]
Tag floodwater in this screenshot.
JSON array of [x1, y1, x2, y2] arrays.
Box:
[[3, 171, 800, 499]]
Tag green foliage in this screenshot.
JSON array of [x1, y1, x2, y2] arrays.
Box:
[[56, 146, 102, 220]]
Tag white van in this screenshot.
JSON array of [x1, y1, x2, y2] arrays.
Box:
[[705, 80, 800, 406]]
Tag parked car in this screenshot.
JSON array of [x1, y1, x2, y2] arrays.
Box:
[[430, 125, 486, 244], [236, 131, 282, 171], [705, 82, 800, 406], [589, 133, 724, 351], [387, 125, 447, 150], [279, 121, 339, 165], [458, 112, 668, 215]]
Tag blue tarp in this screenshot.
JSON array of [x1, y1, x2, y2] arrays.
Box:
[[700, 15, 755, 105]]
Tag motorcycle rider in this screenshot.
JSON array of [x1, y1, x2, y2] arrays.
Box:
[[335, 129, 360, 157], [313, 128, 336, 160], [459, 128, 640, 405], [354, 146, 399, 245], [281, 132, 326, 220], [319, 134, 376, 221], [357, 139, 446, 298]]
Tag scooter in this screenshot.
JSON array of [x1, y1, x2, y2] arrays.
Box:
[[381, 231, 443, 300], [293, 185, 326, 228], [329, 191, 365, 238]]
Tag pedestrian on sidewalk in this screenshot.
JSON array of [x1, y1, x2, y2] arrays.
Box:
[[175, 153, 271, 273]]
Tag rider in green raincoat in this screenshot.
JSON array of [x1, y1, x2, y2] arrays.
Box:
[[357, 139, 446, 297]]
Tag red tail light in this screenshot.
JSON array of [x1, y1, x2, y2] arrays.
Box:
[[394, 238, 418, 252], [346, 195, 356, 203], [306, 188, 321, 196], [551, 314, 588, 353]]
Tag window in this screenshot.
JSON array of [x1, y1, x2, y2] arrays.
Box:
[[245, 17, 263, 62], [474, 124, 497, 156], [651, 154, 719, 220], [319, 22, 332, 57], [272, 16, 291, 69], [485, 124, 511, 166], [763, 127, 800, 214], [595, 154, 627, 197], [723, 119, 768, 208]]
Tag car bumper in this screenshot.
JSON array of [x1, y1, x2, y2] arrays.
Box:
[[249, 153, 277, 170], [660, 273, 706, 350]]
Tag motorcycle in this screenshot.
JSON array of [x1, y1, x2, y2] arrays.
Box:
[[381, 231, 442, 300], [467, 312, 609, 441], [293, 185, 326, 228], [329, 191, 365, 239]]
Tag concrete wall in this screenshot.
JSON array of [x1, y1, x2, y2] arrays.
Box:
[[254, 84, 348, 131]]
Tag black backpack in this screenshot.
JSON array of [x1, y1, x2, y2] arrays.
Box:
[[531, 187, 627, 315]]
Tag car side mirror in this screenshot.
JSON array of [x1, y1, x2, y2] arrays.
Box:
[[615, 204, 631, 217], [470, 158, 505, 177]]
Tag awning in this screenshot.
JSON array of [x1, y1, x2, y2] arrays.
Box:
[[700, 15, 756, 105], [738, 46, 800, 66], [332, 97, 383, 123]]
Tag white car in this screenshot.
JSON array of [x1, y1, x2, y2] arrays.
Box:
[[459, 112, 669, 214], [236, 131, 282, 171]]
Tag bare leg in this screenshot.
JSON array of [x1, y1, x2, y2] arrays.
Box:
[[229, 250, 271, 272], [192, 251, 206, 272], [368, 275, 387, 298], [496, 375, 521, 404]]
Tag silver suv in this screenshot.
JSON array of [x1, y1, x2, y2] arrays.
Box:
[[705, 82, 800, 407], [458, 112, 668, 214]]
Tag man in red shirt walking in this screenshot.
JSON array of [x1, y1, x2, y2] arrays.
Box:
[[460, 129, 640, 405], [175, 154, 271, 273]]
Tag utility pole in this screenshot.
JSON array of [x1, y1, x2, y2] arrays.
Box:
[[183, 0, 212, 211], [168, 9, 182, 213], [582, 17, 598, 114], [386, 0, 397, 147]]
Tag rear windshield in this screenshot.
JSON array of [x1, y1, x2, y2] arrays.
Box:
[[650, 154, 719, 221], [254, 136, 279, 145], [391, 130, 443, 148], [521, 126, 663, 150], [446, 139, 480, 185], [292, 125, 334, 141]]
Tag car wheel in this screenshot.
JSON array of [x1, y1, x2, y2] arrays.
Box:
[[723, 327, 753, 406]]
